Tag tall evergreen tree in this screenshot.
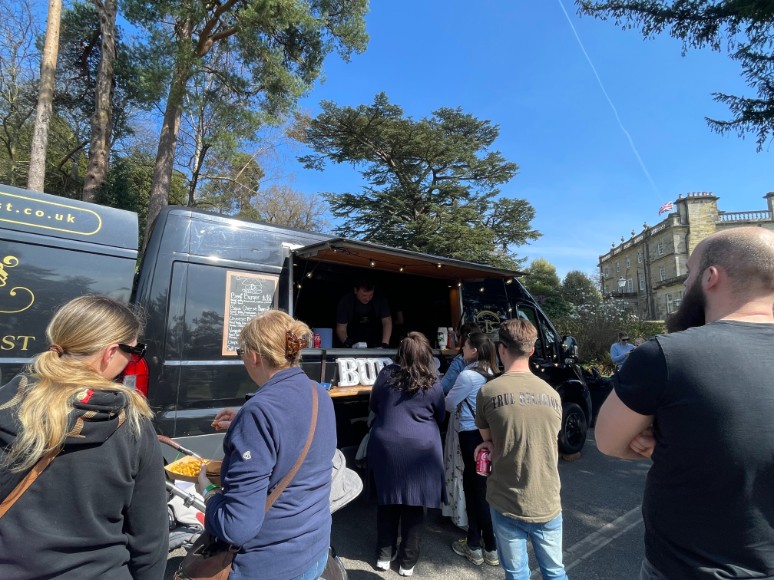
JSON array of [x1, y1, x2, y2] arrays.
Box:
[[299, 93, 540, 268], [122, 0, 368, 246]]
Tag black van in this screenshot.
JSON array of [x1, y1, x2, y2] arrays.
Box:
[[0, 184, 138, 385], [0, 186, 590, 456]]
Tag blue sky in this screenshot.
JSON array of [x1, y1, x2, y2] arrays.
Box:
[[280, 1, 773, 280]]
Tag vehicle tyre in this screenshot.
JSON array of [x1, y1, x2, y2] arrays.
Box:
[[558, 402, 587, 455]]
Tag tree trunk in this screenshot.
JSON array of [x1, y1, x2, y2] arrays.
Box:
[[27, 0, 62, 192], [82, 0, 117, 203], [144, 20, 193, 248]]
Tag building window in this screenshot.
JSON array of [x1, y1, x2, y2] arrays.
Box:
[[604, 266, 609, 279], [637, 252, 642, 264], [666, 291, 683, 314], [639, 275, 645, 291], [657, 241, 664, 256], [625, 257, 631, 269], [659, 266, 666, 281], [616, 261, 620, 273], [627, 278, 633, 292]]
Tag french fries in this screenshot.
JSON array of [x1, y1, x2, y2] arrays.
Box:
[[166, 456, 205, 478]]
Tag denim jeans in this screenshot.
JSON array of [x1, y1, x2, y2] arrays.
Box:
[[490, 509, 568, 580], [289, 547, 328, 580]]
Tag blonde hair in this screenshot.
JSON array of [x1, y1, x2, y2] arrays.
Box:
[[239, 310, 311, 370], [3, 296, 153, 472]]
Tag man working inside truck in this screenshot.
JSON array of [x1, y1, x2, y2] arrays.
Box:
[[336, 279, 392, 348]]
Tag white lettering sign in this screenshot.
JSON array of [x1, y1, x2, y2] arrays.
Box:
[[336, 357, 393, 387]]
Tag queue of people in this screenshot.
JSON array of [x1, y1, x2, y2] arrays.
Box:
[[2, 225, 772, 580]]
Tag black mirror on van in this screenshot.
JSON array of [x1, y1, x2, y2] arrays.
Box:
[[561, 336, 579, 362]]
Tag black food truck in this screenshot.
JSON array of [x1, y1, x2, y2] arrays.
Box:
[[0, 184, 590, 458]]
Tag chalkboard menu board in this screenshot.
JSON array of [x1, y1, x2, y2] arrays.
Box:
[[222, 271, 279, 355]]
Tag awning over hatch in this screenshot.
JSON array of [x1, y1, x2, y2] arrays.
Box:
[[293, 238, 524, 280]]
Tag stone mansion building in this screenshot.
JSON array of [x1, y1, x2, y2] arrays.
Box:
[[598, 191, 774, 321]]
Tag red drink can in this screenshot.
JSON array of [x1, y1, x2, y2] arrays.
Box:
[[475, 448, 491, 476], [313, 333, 321, 348]]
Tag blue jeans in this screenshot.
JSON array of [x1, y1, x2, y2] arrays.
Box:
[[490, 509, 567, 580], [289, 547, 328, 580]]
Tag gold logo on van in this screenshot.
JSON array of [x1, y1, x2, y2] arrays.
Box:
[[0, 190, 102, 235], [0, 256, 35, 314]]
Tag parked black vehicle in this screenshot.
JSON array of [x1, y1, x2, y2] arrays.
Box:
[[0, 184, 590, 455]]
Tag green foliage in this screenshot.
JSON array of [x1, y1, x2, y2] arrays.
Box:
[[551, 268, 666, 372], [522, 258, 571, 320], [57, 1, 161, 138], [299, 93, 540, 267], [101, 148, 186, 239], [122, 0, 368, 232], [578, 0, 774, 150]]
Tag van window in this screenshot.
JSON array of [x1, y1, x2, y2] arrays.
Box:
[[461, 279, 513, 339]]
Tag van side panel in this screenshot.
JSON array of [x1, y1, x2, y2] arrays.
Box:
[[135, 208, 328, 437], [0, 187, 138, 384]]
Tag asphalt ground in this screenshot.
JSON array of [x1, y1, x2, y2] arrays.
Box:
[[167, 428, 651, 579]]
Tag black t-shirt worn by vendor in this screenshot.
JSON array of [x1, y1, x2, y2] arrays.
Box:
[[336, 292, 390, 347], [616, 321, 774, 580]]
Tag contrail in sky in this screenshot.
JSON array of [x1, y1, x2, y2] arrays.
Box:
[[556, 0, 662, 198]]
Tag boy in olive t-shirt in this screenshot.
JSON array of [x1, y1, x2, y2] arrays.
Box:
[[474, 319, 567, 580]]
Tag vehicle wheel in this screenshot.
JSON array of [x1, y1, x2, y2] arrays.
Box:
[[558, 402, 587, 454]]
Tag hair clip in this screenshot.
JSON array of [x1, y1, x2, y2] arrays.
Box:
[[285, 331, 307, 360], [48, 344, 64, 357]]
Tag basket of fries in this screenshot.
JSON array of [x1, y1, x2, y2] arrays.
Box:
[[165, 456, 222, 485]]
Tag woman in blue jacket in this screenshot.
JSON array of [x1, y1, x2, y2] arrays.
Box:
[[441, 323, 481, 529], [445, 332, 499, 567], [198, 310, 337, 580]]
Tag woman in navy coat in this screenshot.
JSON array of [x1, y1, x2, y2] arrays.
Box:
[[367, 331, 446, 576]]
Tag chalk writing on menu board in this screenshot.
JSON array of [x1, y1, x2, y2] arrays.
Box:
[[222, 271, 279, 355]]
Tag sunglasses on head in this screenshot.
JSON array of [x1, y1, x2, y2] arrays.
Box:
[[118, 343, 147, 362]]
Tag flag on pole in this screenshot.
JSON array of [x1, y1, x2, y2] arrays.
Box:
[[658, 201, 674, 215]]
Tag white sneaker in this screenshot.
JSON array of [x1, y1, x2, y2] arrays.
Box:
[[399, 565, 414, 577], [376, 550, 397, 570]]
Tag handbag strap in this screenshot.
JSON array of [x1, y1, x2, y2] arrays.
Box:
[[264, 382, 319, 512], [0, 448, 59, 519]]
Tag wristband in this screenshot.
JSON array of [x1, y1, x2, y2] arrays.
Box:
[[203, 483, 221, 495]]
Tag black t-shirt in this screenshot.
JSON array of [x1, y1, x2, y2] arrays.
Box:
[[336, 292, 390, 346], [616, 321, 774, 579]]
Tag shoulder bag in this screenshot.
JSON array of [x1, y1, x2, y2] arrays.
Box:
[[175, 382, 319, 580], [0, 448, 59, 518]]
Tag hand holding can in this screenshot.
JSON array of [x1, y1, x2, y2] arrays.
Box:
[[475, 447, 491, 476]]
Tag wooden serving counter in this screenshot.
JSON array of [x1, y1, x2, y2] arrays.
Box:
[[327, 385, 373, 398]]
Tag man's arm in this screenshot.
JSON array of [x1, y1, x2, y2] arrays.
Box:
[[595, 391, 654, 460], [475, 428, 493, 459], [380, 316, 392, 345], [336, 323, 348, 344]]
